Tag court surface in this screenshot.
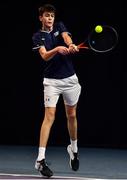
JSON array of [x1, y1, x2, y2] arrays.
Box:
[[0, 145, 127, 179]]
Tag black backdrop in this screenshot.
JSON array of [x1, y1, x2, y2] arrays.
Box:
[[0, 0, 126, 148]]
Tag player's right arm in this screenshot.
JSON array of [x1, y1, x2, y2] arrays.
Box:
[[39, 46, 69, 61]]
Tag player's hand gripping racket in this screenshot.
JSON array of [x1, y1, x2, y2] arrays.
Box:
[[77, 25, 118, 53]]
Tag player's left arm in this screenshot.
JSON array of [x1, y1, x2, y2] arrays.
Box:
[[61, 32, 73, 46], [61, 32, 79, 52]]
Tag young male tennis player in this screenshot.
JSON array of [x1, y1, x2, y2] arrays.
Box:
[[32, 4, 81, 177]]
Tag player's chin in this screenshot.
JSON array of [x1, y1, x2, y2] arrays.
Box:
[[46, 23, 53, 28]]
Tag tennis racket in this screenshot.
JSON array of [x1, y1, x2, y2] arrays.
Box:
[[77, 25, 118, 53]]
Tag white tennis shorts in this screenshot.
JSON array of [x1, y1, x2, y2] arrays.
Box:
[[43, 74, 81, 107]]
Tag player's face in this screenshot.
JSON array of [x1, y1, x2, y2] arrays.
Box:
[[40, 12, 55, 31]]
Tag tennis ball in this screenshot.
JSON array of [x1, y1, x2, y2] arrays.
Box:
[[95, 25, 103, 33]]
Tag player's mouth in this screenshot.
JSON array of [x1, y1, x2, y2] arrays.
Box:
[[47, 22, 52, 25]]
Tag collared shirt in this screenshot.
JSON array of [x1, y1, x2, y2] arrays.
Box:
[[32, 21, 75, 79]]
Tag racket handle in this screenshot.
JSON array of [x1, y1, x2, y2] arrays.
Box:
[[78, 46, 89, 49], [77, 42, 89, 49]]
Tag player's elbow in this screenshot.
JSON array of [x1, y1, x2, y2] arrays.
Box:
[[39, 47, 49, 61], [41, 54, 51, 61], [39, 50, 50, 61]]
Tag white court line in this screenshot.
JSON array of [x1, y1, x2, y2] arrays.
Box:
[[0, 173, 113, 180]]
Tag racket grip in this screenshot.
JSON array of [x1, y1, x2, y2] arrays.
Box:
[[78, 46, 89, 49], [77, 45, 89, 49], [77, 42, 89, 49]]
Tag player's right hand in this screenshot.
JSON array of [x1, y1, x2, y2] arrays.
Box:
[[57, 46, 70, 55], [68, 44, 79, 53]]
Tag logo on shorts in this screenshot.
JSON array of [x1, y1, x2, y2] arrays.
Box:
[[45, 97, 50, 101]]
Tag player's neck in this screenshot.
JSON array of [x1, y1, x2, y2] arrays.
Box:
[[42, 26, 53, 32]]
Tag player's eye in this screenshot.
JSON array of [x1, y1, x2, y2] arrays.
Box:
[[51, 14, 55, 18]]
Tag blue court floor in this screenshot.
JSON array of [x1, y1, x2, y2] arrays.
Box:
[[0, 145, 127, 179]]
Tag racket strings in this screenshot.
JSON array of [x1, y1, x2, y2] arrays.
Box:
[[89, 27, 118, 52], [77, 26, 118, 52]]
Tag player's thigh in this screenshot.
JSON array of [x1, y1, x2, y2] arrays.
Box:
[[44, 85, 61, 107], [63, 83, 81, 106]]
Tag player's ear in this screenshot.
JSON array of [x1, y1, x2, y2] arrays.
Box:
[[39, 15, 43, 21]]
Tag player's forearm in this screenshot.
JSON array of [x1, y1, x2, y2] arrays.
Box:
[[62, 32, 73, 46], [39, 47, 58, 61], [64, 36, 73, 46]]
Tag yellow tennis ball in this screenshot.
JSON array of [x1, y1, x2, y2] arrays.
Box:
[[95, 25, 103, 33]]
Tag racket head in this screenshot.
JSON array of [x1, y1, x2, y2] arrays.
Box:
[[78, 25, 118, 53]]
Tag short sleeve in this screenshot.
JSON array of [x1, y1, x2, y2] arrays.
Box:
[[32, 32, 44, 51], [57, 21, 72, 36]]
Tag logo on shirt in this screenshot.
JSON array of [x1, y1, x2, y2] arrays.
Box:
[[54, 31, 59, 37]]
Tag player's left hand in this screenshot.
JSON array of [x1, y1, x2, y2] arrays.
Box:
[[69, 44, 79, 53]]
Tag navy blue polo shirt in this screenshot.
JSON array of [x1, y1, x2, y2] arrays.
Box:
[[32, 21, 75, 79]]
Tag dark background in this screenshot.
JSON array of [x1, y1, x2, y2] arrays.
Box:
[[0, 0, 126, 148]]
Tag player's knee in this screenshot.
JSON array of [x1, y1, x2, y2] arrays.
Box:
[[67, 113, 76, 121], [47, 112, 55, 121], [44, 110, 55, 124]]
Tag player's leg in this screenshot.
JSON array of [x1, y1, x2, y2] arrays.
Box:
[[35, 107, 56, 177], [39, 107, 56, 148], [63, 74, 81, 171], [65, 104, 79, 171], [35, 80, 60, 177], [65, 105, 78, 142]]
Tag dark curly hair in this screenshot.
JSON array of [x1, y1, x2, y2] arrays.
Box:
[[38, 4, 56, 16]]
